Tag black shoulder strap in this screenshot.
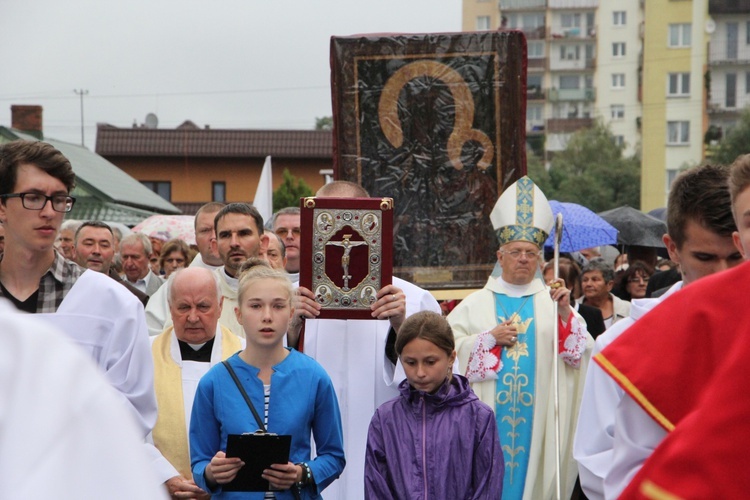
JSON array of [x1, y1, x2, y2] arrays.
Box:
[[222, 360, 266, 433]]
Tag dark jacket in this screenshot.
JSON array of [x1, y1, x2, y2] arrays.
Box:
[[577, 303, 606, 338], [365, 375, 503, 499], [107, 268, 149, 306]]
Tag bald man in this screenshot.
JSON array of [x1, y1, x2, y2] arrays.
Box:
[[149, 267, 243, 499]]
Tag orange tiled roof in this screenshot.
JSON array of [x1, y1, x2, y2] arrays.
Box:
[[95, 124, 333, 159]]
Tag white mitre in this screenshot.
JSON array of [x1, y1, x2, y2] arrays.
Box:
[[490, 175, 554, 248]]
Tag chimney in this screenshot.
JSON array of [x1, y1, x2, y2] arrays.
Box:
[[11, 105, 43, 139]]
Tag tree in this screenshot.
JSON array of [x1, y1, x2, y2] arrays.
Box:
[[315, 116, 333, 131], [273, 168, 314, 212], [528, 121, 640, 212], [711, 108, 750, 165]]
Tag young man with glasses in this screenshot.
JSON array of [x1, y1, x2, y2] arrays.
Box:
[[0, 140, 157, 470], [447, 176, 593, 499]]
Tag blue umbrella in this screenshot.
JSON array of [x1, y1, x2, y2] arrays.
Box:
[[544, 200, 619, 252]]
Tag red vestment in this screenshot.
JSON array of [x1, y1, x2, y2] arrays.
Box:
[[594, 260, 750, 497]]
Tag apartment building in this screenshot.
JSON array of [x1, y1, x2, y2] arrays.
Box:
[[594, 1, 642, 157], [707, 0, 750, 143], [463, 0, 723, 210], [465, 0, 643, 159], [641, 0, 708, 210]]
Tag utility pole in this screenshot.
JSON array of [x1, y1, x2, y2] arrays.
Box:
[[73, 89, 89, 147]]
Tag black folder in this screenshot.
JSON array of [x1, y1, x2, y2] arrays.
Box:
[[224, 432, 292, 492]]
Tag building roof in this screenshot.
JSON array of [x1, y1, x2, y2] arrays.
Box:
[[95, 123, 333, 159], [0, 127, 181, 222]]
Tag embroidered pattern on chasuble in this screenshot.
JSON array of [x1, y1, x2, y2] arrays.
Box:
[[152, 326, 241, 479], [494, 294, 536, 499]]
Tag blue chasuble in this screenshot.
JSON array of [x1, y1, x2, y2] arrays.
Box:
[[494, 293, 536, 499]]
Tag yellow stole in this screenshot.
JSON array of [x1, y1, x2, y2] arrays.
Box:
[[151, 326, 241, 479]]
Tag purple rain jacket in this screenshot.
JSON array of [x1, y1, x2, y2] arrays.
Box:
[[365, 374, 504, 499]]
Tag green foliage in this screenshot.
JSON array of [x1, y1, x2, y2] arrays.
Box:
[[711, 108, 750, 166], [315, 116, 333, 131], [273, 168, 314, 212], [528, 121, 641, 212]]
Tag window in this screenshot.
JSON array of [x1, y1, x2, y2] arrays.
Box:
[[747, 21, 750, 44], [212, 181, 226, 203], [561, 13, 581, 28], [528, 41, 544, 58], [613, 42, 626, 57], [476, 16, 491, 30], [727, 73, 737, 108], [560, 45, 581, 60], [528, 74, 543, 97], [141, 181, 171, 201], [668, 23, 691, 47], [611, 105, 625, 119], [527, 105, 543, 122], [667, 73, 690, 96], [560, 75, 580, 89], [614, 135, 625, 147], [612, 73, 626, 88], [667, 169, 680, 192], [522, 13, 544, 28], [613, 11, 626, 26], [667, 121, 690, 145], [727, 23, 738, 59], [746, 71, 750, 93]]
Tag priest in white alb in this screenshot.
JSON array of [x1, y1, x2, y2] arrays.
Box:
[[447, 176, 593, 500], [289, 180, 442, 500]]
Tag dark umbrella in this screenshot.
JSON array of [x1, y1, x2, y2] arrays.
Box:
[[598, 205, 667, 248], [648, 207, 667, 222]]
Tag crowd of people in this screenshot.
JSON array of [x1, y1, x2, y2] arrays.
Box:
[[2, 137, 749, 499]]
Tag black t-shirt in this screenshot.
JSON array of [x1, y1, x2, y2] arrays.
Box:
[[0, 282, 38, 313]]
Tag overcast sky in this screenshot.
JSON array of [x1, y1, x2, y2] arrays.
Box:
[[1, 0, 462, 149]]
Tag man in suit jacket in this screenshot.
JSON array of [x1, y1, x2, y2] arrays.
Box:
[[120, 232, 164, 296]]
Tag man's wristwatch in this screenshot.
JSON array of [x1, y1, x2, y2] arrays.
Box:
[[295, 462, 312, 489]]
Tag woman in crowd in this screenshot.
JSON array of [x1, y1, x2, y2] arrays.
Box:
[[159, 238, 193, 278], [615, 260, 655, 301]]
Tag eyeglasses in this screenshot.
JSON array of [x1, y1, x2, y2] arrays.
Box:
[[501, 249, 541, 260], [1, 192, 76, 213], [275, 227, 301, 238], [628, 276, 650, 283]]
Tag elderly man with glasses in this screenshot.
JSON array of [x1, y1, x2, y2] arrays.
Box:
[[447, 176, 593, 500]]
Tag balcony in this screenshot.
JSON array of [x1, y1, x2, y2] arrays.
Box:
[[548, 88, 596, 101], [528, 57, 547, 70], [548, 25, 597, 40], [499, 0, 546, 10], [548, 0, 599, 8], [708, 57, 750, 67], [550, 57, 586, 71], [521, 26, 547, 40], [547, 117, 594, 134], [585, 57, 596, 69], [527, 87, 546, 100]]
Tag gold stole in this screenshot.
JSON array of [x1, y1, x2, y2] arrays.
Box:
[[151, 326, 241, 479]]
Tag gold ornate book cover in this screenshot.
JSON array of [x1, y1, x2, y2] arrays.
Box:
[[299, 196, 393, 319]]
